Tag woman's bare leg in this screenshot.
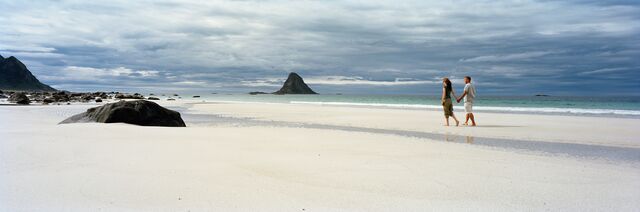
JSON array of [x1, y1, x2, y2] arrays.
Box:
[[452, 114, 460, 126]]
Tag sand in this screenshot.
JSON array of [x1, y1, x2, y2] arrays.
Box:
[[1, 100, 639, 211]]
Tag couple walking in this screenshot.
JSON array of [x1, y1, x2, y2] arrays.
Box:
[[442, 76, 476, 126]]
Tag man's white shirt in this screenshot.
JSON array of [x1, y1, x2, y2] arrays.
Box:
[[464, 83, 476, 103]]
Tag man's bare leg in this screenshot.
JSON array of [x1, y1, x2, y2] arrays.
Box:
[[464, 113, 470, 125], [469, 113, 476, 126], [444, 116, 450, 126]]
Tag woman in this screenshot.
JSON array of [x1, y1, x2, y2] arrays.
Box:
[[441, 78, 460, 126]]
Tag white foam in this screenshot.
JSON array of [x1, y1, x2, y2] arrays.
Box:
[[289, 101, 640, 116]]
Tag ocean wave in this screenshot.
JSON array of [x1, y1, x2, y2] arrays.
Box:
[[289, 101, 640, 116]]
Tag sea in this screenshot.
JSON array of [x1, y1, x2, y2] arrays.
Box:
[[187, 94, 640, 118], [2, 93, 638, 117]]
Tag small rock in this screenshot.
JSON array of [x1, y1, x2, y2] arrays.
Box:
[[8, 93, 30, 105], [43, 98, 55, 104], [249, 91, 268, 95], [115, 93, 144, 99]]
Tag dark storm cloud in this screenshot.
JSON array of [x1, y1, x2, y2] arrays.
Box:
[[0, 0, 638, 95]]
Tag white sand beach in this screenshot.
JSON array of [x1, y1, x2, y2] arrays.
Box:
[[1, 100, 639, 211]]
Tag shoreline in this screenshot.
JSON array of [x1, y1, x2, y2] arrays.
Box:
[[191, 99, 640, 119]]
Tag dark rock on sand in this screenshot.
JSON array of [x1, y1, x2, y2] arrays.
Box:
[[81, 94, 94, 102], [52, 91, 71, 102], [95, 98, 103, 103], [193, 96, 200, 98], [8, 92, 30, 104], [115, 93, 144, 99], [94, 92, 108, 99], [60, 100, 186, 127], [148, 97, 160, 100], [43, 97, 55, 104], [273, 72, 317, 95], [0, 55, 56, 91]]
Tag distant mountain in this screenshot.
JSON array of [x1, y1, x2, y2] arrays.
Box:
[[273, 72, 317, 95], [0, 55, 56, 91]]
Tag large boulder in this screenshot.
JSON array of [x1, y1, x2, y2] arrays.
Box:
[[8, 93, 30, 104], [273, 72, 317, 94], [59, 100, 186, 127]]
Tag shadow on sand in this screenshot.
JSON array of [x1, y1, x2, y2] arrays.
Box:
[[470, 125, 523, 128]]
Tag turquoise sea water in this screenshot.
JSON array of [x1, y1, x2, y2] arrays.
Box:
[[185, 94, 640, 117]]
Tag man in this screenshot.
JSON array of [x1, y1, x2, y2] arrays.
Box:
[[457, 76, 476, 126]]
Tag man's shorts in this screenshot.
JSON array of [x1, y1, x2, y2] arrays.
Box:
[[464, 102, 473, 113]]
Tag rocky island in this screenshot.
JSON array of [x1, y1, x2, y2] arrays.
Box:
[[273, 72, 317, 95]]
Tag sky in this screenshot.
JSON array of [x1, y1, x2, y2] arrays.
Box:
[[1, 0, 639, 95]]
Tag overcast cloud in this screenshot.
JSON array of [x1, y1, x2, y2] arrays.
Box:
[[1, 0, 638, 95]]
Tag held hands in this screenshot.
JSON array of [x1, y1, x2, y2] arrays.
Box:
[[456, 98, 461, 103]]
